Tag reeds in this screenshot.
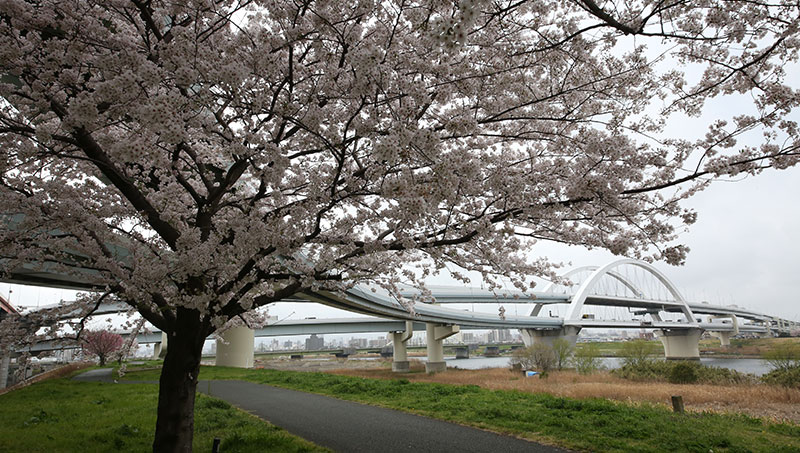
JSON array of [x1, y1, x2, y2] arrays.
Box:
[[330, 365, 800, 423]]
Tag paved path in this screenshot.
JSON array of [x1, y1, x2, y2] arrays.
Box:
[[72, 368, 116, 382], [76, 369, 567, 452]]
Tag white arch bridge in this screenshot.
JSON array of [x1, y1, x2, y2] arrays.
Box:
[[4, 257, 797, 373]]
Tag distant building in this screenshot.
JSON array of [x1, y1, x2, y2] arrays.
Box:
[[368, 338, 388, 348], [488, 329, 512, 343], [305, 334, 325, 350], [349, 337, 368, 349]]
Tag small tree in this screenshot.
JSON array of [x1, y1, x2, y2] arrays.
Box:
[[572, 343, 602, 375], [619, 340, 658, 368], [763, 343, 800, 372], [81, 330, 123, 366], [551, 338, 573, 371], [512, 343, 557, 375]]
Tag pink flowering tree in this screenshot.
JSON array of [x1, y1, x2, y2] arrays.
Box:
[[81, 329, 124, 366], [1, 0, 798, 451]]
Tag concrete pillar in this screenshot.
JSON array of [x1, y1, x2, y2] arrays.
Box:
[[710, 331, 731, 347], [0, 350, 10, 389], [520, 326, 581, 348], [454, 346, 469, 359], [655, 328, 702, 360], [152, 331, 168, 359], [390, 321, 413, 372], [425, 323, 459, 373], [215, 326, 255, 368], [391, 331, 409, 372]]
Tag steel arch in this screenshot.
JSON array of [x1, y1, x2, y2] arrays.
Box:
[[563, 259, 696, 323]]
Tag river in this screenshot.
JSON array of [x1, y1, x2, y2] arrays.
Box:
[[444, 356, 772, 375]]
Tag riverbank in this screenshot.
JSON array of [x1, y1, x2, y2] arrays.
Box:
[[246, 354, 800, 422], [330, 363, 800, 423], [119, 365, 800, 452]]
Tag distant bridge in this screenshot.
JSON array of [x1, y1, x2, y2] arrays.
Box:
[[3, 254, 798, 372]]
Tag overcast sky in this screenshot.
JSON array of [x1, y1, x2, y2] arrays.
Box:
[[3, 160, 798, 328], [3, 66, 799, 327]]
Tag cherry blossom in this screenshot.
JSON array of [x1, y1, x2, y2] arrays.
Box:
[[1, 0, 798, 451]]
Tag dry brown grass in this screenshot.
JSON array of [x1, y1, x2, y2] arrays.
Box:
[[330, 362, 800, 423]]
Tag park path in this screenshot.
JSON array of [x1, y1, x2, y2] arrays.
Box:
[[76, 369, 568, 452]]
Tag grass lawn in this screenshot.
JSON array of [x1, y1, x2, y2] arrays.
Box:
[[122, 365, 800, 453], [0, 371, 328, 452]]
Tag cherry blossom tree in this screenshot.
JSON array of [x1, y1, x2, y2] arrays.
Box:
[[1, 0, 798, 451], [81, 329, 124, 365]]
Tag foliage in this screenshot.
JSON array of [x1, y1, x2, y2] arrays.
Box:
[[572, 343, 603, 375], [763, 342, 800, 372], [121, 366, 800, 453], [619, 340, 659, 368], [511, 343, 556, 374], [667, 361, 698, 384], [551, 338, 573, 371], [761, 366, 800, 389], [0, 376, 327, 452], [612, 360, 757, 385], [81, 330, 124, 366], [2, 0, 800, 448], [759, 342, 800, 387]]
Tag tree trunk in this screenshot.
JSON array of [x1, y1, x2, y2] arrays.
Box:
[[152, 309, 207, 453]]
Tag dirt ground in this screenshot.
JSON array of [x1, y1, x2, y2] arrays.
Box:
[[257, 356, 800, 424]]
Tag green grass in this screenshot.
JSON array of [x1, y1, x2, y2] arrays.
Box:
[[0, 372, 328, 452], [123, 366, 800, 452]]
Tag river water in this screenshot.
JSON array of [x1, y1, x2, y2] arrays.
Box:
[[445, 356, 772, 375]]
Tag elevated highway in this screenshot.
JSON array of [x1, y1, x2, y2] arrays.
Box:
[[3, 255, 797, 372]]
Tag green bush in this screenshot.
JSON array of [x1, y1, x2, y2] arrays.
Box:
[[763, 343, 800, 372], [551, 338, 574, 371], [612, 360, 756, 385], [668, 361, 698, 384], [761, 366, 800, 388], [618, 340, 658, 368], [572, 343, 602, 375]]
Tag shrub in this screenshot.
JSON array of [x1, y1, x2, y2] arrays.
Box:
[[619, 340, 659, 368], [572, 343, 602, 375], [612, 360, 757, 385], [761, 366, 800, 388], [668, 361, 698, 384], [511, 343, 556, 373], [551, 338, 574, 371], [763, 342, 800, 372]]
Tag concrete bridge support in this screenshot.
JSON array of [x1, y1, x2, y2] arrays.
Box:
[[0, 350, 9, 389], [390, 321, 414, 372], [152, 331, 168, 359], [706, 314, 738, 347], [454, 346, 469, 359], [710, 331, 732, 347], [655, 328, 702, 360], [425, 323, 459, 373], [215, 326, 255, 368], [520, 326, 581, 348]]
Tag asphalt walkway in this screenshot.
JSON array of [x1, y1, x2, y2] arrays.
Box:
[[76, 369, 567, 452]]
